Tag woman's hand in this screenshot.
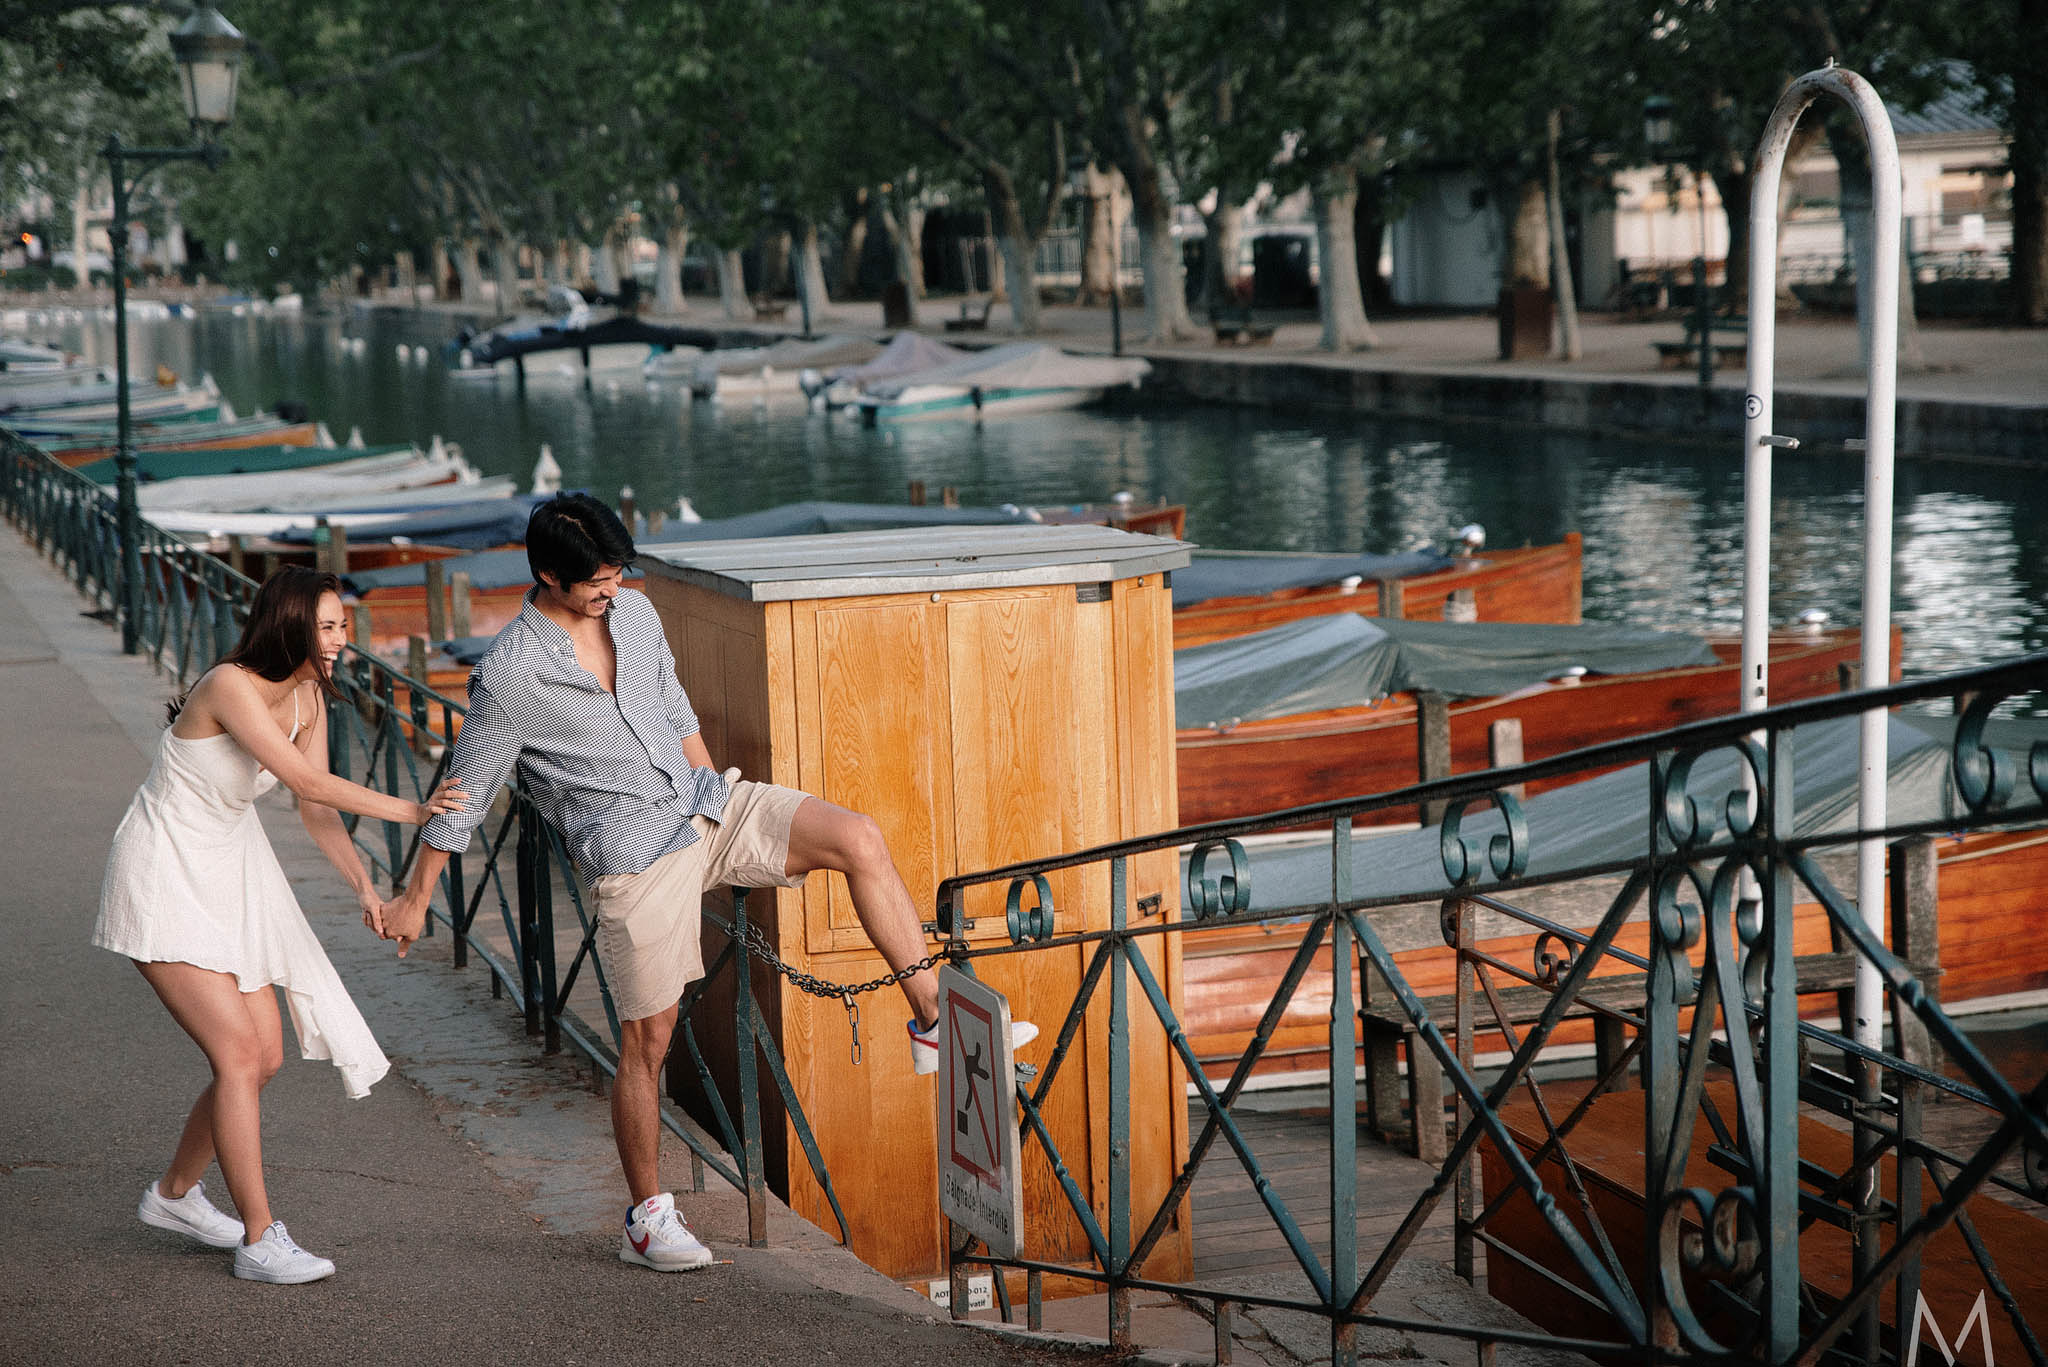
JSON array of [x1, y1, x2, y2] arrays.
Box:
[[412, 777, 469, 825], [357, 885, 386, 935]]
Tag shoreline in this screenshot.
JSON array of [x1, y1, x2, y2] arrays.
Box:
[[341, 295, 2046, 467]]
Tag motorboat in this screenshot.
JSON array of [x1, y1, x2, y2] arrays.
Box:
[[854, 343, 1150, 422]]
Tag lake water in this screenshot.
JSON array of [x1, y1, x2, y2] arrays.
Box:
[[44, 307, 2048, 695]]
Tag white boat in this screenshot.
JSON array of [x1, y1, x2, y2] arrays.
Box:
[[691, 334, 882, 401], [136, 450, 485, 513], [0, 339, 70, 372], [147, 487, 524, 540], [809, 332, 969, 408], [855, 343, 1151, 423]]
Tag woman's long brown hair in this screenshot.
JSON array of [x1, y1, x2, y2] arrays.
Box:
[[166, 567, 346, 724]]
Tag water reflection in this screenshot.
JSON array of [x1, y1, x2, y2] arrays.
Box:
[[32, 309, 2048, 697]]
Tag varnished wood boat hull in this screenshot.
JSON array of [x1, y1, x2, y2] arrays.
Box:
[[1175, 628, 1892, 828], [1171, 534, 1582, 648]]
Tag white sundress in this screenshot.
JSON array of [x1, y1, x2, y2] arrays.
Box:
[[93, 689, 391, 1099]]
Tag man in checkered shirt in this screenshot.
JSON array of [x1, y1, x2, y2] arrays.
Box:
[[379, 493, 1034, 1270]]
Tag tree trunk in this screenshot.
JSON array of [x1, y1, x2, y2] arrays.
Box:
[[1199, 198, 1244, 316], [72, 174, 91, 289], [983, 170, 1041, 332], [547, 239, 571, 285], [592, 232, 620, 296], [2012, 105, 2048, 324], [839, 188, 870, 297], [1546, 110, 1581, 360], [877, 191, 925, 303], [1312, 168, 1377, 351], [490, 234, 520, 311], [1077, 163, 1122, 305], [655, 211, 688, 315], [454, 238, 486, 302], [1353, 179, 1392, 313], [980, 209, 1006, 301], [715, 247, 750, 319], [755, 230, 790, 297], [1507, 178, 1549, 289], [796, 220, 831, 318], [431, 241, 454, 299], [1717, 166, 1754, 313]]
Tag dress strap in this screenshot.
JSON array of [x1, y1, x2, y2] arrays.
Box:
[[288, 686, 302, 743]]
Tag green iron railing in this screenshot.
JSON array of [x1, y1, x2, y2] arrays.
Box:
[[930, 659, 2048, 1364]]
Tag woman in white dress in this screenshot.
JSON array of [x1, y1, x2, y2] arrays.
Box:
[[94, 567, 465, 1284]]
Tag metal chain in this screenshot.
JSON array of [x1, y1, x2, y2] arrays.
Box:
[[737, 920, 949, 1065]]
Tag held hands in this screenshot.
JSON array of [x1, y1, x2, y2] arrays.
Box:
[[378, 891, 428, 957], [357, 886, 386, 935], [412, 777, 469, 825]]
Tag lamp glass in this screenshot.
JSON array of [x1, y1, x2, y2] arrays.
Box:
[[168, 7, 245, 131]]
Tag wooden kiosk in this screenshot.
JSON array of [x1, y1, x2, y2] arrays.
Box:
[[637, 524, 1195, 1287]]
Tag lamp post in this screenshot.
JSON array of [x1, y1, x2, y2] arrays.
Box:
[[106, 6, 244, 653], [1644, 94, 1717, 406]]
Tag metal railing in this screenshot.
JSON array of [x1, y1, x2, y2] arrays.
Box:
[[9, 425, 2047, 1360], [930, 660, 2048, 1364]]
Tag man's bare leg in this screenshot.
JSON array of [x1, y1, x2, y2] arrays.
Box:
[[784, 797, 939, 1026], [615, 1005, 679, 1203]]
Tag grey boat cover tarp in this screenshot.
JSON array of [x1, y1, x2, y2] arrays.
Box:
[[826, 332, 969, 385], [1171, 550, 1457, 609], [1216, 711, 2048, 912], [1173, 614, 1722, 729], [340, 500, 1041, 594], [277, 495, 551, 550], [864, 342, 1151, 398]]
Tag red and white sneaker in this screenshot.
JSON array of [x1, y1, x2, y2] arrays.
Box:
[[620, 1193, 713, 1271], [907, 1017, 1040, 1075]]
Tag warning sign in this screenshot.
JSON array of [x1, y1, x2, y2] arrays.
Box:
[[935, 966, 1023, 1258]]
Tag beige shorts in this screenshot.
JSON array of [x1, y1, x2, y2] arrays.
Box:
[[589, 780, 810, 1022]]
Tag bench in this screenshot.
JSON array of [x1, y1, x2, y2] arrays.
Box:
[[751, 296, 789, 322], [1653, 315, 1747, 369], [1212, 306, 1276, 346], [942, 296, 995, 332]]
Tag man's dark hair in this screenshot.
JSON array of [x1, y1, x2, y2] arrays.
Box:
[[527, 493, 636, 588]]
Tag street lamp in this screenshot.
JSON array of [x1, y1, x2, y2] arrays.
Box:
[[1643, 94, 1717, 406], [106, 6, 244, 653]]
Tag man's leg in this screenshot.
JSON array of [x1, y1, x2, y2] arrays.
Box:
[[783, 797, 939, 1027], [614, 1004, 680, 1203]]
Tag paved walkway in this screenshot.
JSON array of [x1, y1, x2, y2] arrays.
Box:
[[352, 286, 2048, 408], [0, 525, 1112, 1367]]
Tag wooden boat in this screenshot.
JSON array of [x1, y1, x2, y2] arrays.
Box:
[[49, 418, 322, 466], [1179, 717, 2048, 1086], [1175, 623, 1888, 828], [1171, 534, 1582, 646]]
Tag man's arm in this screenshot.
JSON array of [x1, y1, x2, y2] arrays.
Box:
[[382, 677, 521, 951]]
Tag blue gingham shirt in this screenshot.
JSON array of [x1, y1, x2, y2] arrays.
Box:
[[421, 587, 732, 877]]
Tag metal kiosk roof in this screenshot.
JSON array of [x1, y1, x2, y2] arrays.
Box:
[[635, 523, 1191, 602]]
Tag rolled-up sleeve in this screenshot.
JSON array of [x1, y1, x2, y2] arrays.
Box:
[[656, 628, 700, 740], [422, 677, 523, 855]]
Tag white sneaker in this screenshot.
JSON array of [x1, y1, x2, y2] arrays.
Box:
[[138, 1179, 244, 1250], [232, 1221, 336, 1284], [907, 1017, 1040, 1075], [620, 1193, 714, 1271]]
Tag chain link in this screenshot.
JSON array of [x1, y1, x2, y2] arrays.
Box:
[[737, 920, 949, 1064]]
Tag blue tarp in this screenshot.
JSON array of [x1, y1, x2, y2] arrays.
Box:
[[1172, 550, 1458, 609]]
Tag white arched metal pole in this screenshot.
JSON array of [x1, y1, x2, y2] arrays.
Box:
[[1743, 65, 1899, 1056]]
